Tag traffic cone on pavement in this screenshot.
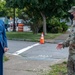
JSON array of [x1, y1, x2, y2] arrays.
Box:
[[40, 32, 44, 44]]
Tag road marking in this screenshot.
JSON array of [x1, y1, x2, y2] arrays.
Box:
[[12, 43, 40, 55]]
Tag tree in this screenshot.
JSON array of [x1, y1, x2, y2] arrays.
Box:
[[16, 0, 75, 35], [5, 0, 18, 31], [0, 0, 7, 16], [5, 0, 75, 34]]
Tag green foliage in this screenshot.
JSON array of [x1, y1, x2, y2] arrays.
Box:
[[3, 56, 9, 62], [5, 0, 74, 34], [50, 17, 60, 25], [46, 17, 68, 33], [61, 22, 68, 32], [30, 15, 43, 34], [4, 0, 75, 18], [0, 0, 7, 16], [44, 62, 67, 75], [6, 0, 18, 8], [50, 26, 63, 33]]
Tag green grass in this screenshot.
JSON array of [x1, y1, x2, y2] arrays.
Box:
[[6, 32, 61, 42], [3, 56, 9, 62], [43, 62, 67, 75]]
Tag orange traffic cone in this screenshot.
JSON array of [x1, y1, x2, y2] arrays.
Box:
[[40, 32, 44, 44]]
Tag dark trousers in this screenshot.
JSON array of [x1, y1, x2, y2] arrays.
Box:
[[0, 43, 4, 75]]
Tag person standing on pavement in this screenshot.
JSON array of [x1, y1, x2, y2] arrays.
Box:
[[57, 6, 75, 75], [0, 19, 8, 75]]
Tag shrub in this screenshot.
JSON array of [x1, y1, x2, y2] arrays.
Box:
[[51, 26, 63, 33], [47, 17, 68, 33], [38, 17, 68, 33], [60, 22, 68, 32]]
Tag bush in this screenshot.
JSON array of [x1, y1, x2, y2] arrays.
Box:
[[60, 22, 68, 32], [47, 17, 68, 33], [47, 23, 68, 33], [51, 26, 63, 33], [38, 17, 68, 33]]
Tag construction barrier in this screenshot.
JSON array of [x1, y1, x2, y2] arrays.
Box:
[[18, 23, 24, 32], [40, 32, 44, 44]]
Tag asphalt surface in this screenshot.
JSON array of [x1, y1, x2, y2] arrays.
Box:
[[4, 31, 70, 75]]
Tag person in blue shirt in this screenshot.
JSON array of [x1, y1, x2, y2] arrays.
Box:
[[0, 19, 8, 75]]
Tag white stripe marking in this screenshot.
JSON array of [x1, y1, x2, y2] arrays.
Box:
[[13, 43, 40, 55]]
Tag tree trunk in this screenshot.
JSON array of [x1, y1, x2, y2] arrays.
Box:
[[40, 12, 47, 35], [13, 7, 16, 32]]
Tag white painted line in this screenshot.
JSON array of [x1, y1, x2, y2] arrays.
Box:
[[12, 43, 40, 55]]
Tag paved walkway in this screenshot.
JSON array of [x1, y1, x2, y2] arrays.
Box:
[[45, 31, 70, 43], [4, 31, 70, 75]]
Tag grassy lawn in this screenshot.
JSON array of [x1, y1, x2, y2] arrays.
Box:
[[43, 61, 67, 75], [6, 32, 61, 42]]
